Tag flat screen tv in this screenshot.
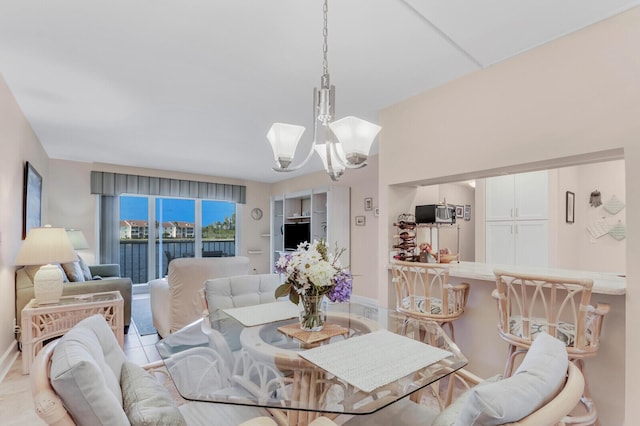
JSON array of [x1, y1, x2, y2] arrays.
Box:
[[284, 222, 310, 250]]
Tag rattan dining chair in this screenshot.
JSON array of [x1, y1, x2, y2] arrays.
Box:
[[493, 270, 610, 425], [391, 260, 470, 341]]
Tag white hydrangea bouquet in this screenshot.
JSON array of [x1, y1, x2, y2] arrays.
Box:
[[274, 240, 352, 331]]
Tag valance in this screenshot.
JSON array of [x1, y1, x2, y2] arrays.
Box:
[[90, 171, 246, 204]]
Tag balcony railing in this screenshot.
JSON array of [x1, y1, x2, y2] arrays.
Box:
[[119, 239, 236, 284]]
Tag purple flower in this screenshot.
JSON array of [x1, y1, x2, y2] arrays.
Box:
[[327, 270, 352, 303]]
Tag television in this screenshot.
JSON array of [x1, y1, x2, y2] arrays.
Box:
[[284, 222, 311, 250]]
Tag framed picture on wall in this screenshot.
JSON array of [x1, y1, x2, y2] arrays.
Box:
[[23, 162, 42, 239], [455, 205, 464, 218], [566, 191, 575, 223], [364, 197, 373, 211], [355, 215, 366, 226], [464, 204, 471, 221]]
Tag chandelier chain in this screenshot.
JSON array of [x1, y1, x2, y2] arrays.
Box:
[[322, 0, 329, 78]]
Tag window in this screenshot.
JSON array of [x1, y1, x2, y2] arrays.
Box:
[[119, 195, 237, 283]]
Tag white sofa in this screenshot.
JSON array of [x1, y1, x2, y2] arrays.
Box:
[[150, 256, 250, 337]]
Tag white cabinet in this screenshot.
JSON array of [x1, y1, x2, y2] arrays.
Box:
[[485, 170, 549, 267], [270, 186, 350, 272], [486, 221, 548, 267], [486, 171, 548, 221]]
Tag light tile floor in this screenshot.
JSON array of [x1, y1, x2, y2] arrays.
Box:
[[0, 294, 158, 425]]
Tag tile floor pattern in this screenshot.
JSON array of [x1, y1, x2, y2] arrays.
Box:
[[0, 295, 159, 425]]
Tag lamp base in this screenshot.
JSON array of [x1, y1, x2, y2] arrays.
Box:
[[33, 264, 64, 304]]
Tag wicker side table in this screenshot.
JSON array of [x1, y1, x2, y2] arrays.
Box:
[[21, 291, 124, 374]]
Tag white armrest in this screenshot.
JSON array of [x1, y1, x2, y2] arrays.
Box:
[[150, 278, 170, 337]]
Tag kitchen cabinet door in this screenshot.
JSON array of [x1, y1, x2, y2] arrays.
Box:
[[486, 220, 548, 267], [486, 171, 548, 221], [486, 221, 516, 265]]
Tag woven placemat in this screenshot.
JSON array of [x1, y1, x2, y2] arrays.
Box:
[[278, 322, 349, 344]]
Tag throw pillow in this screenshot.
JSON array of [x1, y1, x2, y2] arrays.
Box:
[[77, 254, 93, 281], [431, 375, 502, 426], [61, 256, 86, 283], [50, 315, 129, 426], [453, 332, 568, 426], [121, 361, 187, 426]]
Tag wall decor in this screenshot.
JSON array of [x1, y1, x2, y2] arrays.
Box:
[[566, 191, 575, 223], [250, 207, 263, 220], [589, 189, 602, 207], [464, 204, 471, 221], [603, 194, 625, 215], [23, 162, 42, 239], [455, 205, 464, 218], [364, 197, 373, 211], [355, 216, 366, 226], [374, 207, 380, 217]]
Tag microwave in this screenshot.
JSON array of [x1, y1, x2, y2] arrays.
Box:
[[415, 204, 456, 224]]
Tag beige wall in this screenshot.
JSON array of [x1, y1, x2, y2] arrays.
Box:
[[0, 74, 49, 374], [379, 7, 639, 424], [271, 157, 379, 301], [48, 160, 274, 276]]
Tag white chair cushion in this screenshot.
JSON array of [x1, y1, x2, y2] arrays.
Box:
[[453, 333, 568, 426], [50, 315, 129, 426], [402, 296, 445, 315], [120, 361, 187, 426], [431, 375, 502, 426]]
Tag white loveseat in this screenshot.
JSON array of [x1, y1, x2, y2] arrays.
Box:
[[149, 256, 250, 337]]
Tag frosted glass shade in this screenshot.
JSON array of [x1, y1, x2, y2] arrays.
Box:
[[315, 143, 345, 176], [267, 123, 306, 169], [328, 116, 381, 165]]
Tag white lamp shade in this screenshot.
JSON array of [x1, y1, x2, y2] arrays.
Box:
[[315, 143, 345, 175], [267, 123, 306, 167], [328, 116, 381, 163], [66, 229, 89, 250], [15, 226, 77, 266]]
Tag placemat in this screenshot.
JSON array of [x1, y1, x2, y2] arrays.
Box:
[[278, 322, 349, 344], [299, 329, 452, 392], [223, 301, 301, 327]]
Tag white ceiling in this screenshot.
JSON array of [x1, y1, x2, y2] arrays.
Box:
[[0, 0, 637, 183]]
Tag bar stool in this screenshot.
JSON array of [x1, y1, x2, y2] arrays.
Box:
[[391, 260, 470, 341], [493, 269, 610, 425]]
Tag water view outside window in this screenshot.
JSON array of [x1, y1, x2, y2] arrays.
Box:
[[120, 195, 236, 283]]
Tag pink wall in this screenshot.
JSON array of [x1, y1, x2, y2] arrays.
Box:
[[379, 7, 640, 424]]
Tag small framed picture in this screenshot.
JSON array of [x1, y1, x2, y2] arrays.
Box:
[[364, 197, 373, 211], [566, 191, 575, 223], [374, 207, 380, 217], [464, 204, 471, 221], [455, 205, 464, 218], [355, 215, 366, 226]]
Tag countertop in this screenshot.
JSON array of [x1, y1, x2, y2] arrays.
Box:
[[445, 261, 625, 295]]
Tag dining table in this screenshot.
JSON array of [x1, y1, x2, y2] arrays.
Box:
[[156, 301, 468, 426]]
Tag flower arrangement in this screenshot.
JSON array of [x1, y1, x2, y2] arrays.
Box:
[[275, 240, 352, 304], [274, 240, 352, 330]]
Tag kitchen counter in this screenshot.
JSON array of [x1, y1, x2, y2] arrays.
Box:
[[447, 261, 625, 295]]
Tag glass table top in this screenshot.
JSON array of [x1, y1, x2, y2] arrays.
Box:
[[156, 301, 467, 417]]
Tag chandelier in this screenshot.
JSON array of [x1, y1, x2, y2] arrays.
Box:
[[267, 0, 381, 181]]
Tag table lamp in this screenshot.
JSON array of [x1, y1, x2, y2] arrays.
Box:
[[66, 229, 89, 250], [15, 225, 77, 304]]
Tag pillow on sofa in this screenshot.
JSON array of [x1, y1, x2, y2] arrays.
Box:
[[77, 255, 93, 281], [453, 332, 568, 426], [121, 361, 187, 426], [25, 264, 69, 283], [62, 255, 86, 283]]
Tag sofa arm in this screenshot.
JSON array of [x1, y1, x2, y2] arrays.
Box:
[[89, 264, 121, 278]]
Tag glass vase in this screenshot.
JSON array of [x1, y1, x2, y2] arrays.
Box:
[[299, 295, 324, 331]]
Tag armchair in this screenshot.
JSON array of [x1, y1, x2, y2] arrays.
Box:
[[149, 256, 250, 337]]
